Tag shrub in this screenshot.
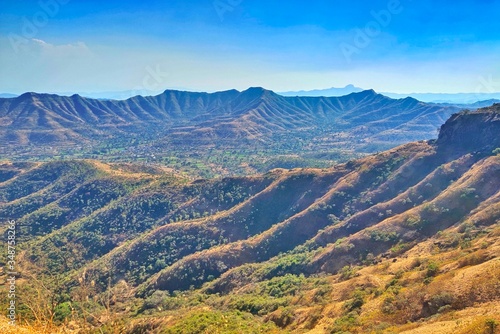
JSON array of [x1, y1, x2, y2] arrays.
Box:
[[53, 302, 72, 323], [369, 230, 399, 243], [425, 292, 454, 315], [227, 295, 289, 316], [142, 290, 178, 311], [342, 289, 365, 313], [426, 261, 439, 278], [339, 265, 357, 281], [404, 214, 421, 228], [382, 296, 396, 314], [163, 310, 280, 334], [259, 274, 305, 298], [485, 318, 499, 334], [390, 242, 411, 255], [460, 187, 478, 200], [328, 312, 360, 334]]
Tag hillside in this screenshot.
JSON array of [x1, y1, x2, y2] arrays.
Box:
[[0, 89, 462, 177], [0, 105, 499, 333]]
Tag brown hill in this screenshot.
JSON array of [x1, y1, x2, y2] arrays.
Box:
[[0, 106, 499, 333]]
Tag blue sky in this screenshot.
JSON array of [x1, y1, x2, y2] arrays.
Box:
[[1, 0, 499, 94]]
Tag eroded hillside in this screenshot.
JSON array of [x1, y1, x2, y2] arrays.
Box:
[[0, 106, 499, 333]]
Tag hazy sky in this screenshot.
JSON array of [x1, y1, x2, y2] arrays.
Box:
[[1, 0, 499, 94]]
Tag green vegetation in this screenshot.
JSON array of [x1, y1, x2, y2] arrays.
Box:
[[161, 310, 282, 334], [2, 108, 500, 333]]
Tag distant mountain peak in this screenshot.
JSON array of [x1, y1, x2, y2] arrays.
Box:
[[162, 88, 192, 94], [279, 85, 364, 97], [17, 92, 41, 101], [349, 89, 378, 98], [242, 86, 271, 94], [239, 87, 276, 99], [362, 89, 376, 94], [17, 92, 65, 101], [19, 92, 38, 98]]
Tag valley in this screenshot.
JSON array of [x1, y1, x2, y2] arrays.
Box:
[[0, 105, 499, 333], [0, 89, 460, 178]]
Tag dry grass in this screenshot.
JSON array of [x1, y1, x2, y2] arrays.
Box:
[[0, 316, 71, 334], [398, 302, 500, 334]]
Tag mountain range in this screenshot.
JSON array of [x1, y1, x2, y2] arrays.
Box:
[[0, 88, 463, 164], [5, 85, 500, 104], [1, 105, 499, 333], [279, 84, 365, 97], [280, 86, 500, 104]]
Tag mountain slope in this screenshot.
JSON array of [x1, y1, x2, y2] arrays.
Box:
[[1, 105, 499, 333]]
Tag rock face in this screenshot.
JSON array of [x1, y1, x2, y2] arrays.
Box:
[[437, 104, 500, 154]]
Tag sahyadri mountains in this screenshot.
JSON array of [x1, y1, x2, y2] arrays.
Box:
[[0, 96, 499, 333], [0, 88, 461, 177]]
